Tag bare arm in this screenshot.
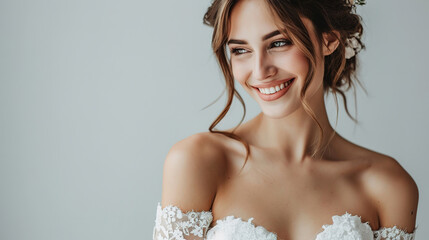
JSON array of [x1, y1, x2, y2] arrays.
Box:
[[364, 156, 419, 238], [154, 133, 225, 240]]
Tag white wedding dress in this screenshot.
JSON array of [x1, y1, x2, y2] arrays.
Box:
[[153, 202, 418, 240]]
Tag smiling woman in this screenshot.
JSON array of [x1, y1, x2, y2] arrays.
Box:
[[152, 0, 419, 239], [207, 0, 366, 162]]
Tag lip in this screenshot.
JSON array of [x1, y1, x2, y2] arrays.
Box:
[[251, 77, 294, 88], [253, 78, 295, 102]]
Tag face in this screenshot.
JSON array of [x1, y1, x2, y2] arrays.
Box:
[[227, 0, 327, 119]]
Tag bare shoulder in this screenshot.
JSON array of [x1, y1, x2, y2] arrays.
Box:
[[360, 152, 419, 232], [161, 132, 227, 212]]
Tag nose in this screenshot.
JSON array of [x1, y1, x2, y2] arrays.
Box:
[[253, 51, 276, 80]]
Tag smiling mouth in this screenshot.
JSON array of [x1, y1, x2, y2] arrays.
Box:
[[254, 78, 295, 95]]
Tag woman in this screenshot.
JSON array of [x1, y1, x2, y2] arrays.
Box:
[[153, 0, 419, 239]]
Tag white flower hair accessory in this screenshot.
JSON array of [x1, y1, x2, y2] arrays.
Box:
[[344, 33, 361, 59], [348, 0, 366, 5], [344, 0, 365, 59]]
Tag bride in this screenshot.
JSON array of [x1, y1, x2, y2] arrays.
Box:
[[153, 0, 419, 239]]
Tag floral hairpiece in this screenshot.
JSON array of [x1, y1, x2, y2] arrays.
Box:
[[349, 0, 366, 5], [345, 33, 362, 59], [344, 0, 365, 59]]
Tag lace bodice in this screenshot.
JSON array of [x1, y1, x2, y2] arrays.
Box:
[[153, 203, 418, 240]]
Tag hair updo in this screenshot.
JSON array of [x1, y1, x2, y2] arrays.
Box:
[[203, 0, 366, 166]]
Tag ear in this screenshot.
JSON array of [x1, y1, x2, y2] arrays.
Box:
[[322, 31, 340, 56]]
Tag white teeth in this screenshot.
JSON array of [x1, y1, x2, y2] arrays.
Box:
[[258, 79, 293, 95]]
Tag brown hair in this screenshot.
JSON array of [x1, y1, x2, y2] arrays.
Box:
[[202, 0, 366, 169]]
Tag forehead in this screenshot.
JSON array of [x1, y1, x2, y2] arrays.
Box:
[[228, 0, 278, 39], [228, 0, 316, 41]]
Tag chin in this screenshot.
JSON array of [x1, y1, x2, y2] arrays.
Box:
[[259, 104, 301, 119]]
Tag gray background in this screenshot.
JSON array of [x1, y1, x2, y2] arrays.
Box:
[[0, 0, 427, 239]]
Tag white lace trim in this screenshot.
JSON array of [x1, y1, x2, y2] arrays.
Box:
[[373, 225, 418, 240], [315, 212, 374, 240], [315, 212, 417, 240], [152, 203, 417, 240], [206, 215, 277, 240], [153, 202, 213, 240]]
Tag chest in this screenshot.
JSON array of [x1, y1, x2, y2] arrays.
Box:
[[211, 156, 379, 239]]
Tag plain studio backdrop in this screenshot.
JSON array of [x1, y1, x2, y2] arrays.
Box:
[[0, 0, 428, 239]]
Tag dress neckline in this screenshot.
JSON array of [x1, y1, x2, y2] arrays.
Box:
[[156, 202, 417, 239], [209, 211, 417, 240], [209, 212, 371, 238]]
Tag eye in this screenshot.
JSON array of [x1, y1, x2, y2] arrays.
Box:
[[231, 48, 248, 56], [270, 39, 292, 48]]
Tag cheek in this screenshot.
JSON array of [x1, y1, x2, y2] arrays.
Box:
[[274, 48, 309, 77], [231, 59, 251, 86]]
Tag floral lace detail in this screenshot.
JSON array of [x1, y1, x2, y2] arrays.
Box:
[[153, 202, 213, 240], [373, 225, 418, 240], [153, 203, 418, 240], [315, 212, 374, 240], [206, 215, 277, 240]]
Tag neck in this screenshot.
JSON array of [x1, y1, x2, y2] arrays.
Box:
[[246, 92, 336, 163]]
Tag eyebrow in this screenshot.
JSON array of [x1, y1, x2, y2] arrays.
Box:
[[227, 30, 281, 45]]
